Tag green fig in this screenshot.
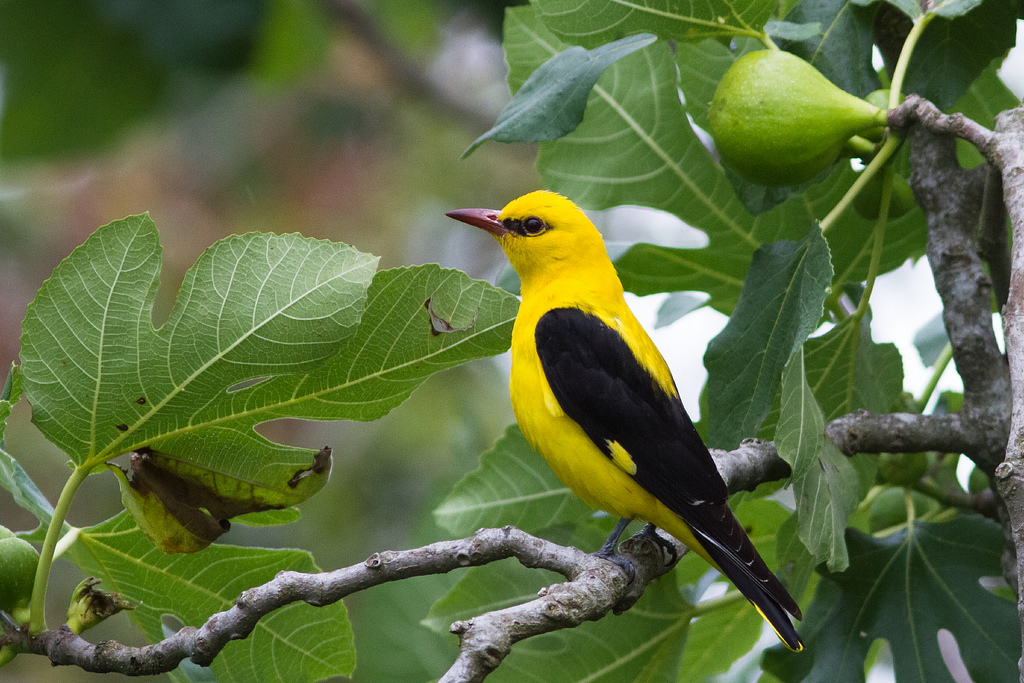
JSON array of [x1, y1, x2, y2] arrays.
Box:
[[0, 526, 38, 615], [877, 451, 928, 486], [709, 50, 888, 186], [853, 171, 916, 220]]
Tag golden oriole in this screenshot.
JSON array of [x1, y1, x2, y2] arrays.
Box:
[[447, 190, 803, 650]]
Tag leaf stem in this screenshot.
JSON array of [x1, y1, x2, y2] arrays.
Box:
[[820, 135, 900, 233], [851, 166, 894, 320], [29, 465, 90, 633], [917, 343, 954, 410], [888, 13, 936, 110], [904, 486, 916, 526]]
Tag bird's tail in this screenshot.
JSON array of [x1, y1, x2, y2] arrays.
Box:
[[671, 511, 804, 651]]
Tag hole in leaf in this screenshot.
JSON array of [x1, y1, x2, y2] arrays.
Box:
[[227, 377, 269, 393], [937, 629, 974, 683]]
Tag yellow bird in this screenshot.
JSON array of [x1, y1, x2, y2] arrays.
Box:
[[447, 190, 803, 650]]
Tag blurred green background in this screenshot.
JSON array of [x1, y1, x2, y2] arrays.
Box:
[[0, 1, 539, 680]]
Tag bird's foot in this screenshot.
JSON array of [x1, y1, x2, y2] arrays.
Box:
[[631, 523, 678, 566], [592, 517, 636, 582], [592, 546, 636, 583]]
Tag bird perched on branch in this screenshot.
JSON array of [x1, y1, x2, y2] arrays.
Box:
[[446, 190, 803, 650]]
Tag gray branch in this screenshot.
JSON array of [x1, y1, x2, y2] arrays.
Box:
[[2, 443, 792, 680], [890, 94, 1024, 678], [986, 103, 1024, 679]]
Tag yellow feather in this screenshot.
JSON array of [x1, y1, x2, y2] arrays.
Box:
[[448, 190, 802, 651]]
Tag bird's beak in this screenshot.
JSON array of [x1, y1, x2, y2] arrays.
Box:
[[445, 208, 510, 237]]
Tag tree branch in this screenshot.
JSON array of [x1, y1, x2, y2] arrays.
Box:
[[986, 102, 1024, 678], [888, 95, 1012, 474], [2, 443, 791, 679]]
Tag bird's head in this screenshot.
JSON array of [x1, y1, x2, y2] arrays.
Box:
[[446, 191, 612, 289]]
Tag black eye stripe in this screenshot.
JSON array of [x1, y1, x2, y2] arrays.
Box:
[[501, 216, 548, 236]]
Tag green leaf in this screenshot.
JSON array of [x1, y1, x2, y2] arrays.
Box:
[[654, 293, 706, 329], [929, 0, 988, 18], [851, 0, 919, 18], [704, 228, 833, 448], [764, 517, 1018, 683], [433, 425, 590, 537], [20, 215, 517, 538], [532, 0, 774, 47], [776, 348, 858, 570], [0, 363, 21, 444], [21, 215, 375, 465], [232, 508, 302, 527], [71, 511, 354, 683], [774, 513, 817, 604], [764, 20, 823, 40], [913, 313, 949, 367], [758, 309, 905, 441], [614, 159, 924, 313], [784, 0, 880, 97], [904, 0, 1018, 110], [804, 312, 904, 421], [952, 53, 1022, 128], [677, 597, 763, 681], [0, 445, 53, 533], [676, 38, 741, 132], [464, 33, 657, 156]]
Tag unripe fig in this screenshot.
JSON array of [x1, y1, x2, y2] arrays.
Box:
[[709, 50, 888, 186], [865, 89, 891, 111], [0, 526, 38, 615], [853, 171, 916, 220], [877, 451, 928, 486]]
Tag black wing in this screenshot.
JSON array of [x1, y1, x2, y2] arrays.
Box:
[[535, 307, 802, 623]]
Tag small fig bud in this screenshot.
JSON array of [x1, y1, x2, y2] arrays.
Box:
[[709, 50, 888, 186], [0, 526, 38, 615], [853, 171, 916, 220]]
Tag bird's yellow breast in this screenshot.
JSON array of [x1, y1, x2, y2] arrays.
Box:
[[509, 276, 677, 522]]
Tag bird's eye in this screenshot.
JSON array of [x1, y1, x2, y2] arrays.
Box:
[[522, 216, 545, 235]]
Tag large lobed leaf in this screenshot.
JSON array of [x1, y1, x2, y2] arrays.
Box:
[[71, 512, 353, 683], [764, 516, 1018, 683], [19, 214, 518, 548]]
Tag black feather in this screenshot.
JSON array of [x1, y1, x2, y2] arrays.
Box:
[[534, 308, 802, 630]]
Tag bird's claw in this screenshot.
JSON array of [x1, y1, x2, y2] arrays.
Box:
[[632, 523, 678, 566], [592, 547, 636, 583]]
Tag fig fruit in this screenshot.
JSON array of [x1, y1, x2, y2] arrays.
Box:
[[853, 171, 916, 220], [877, 451, 928, 486], [0, 526, 38, 615], [709, 50, 888, 186]]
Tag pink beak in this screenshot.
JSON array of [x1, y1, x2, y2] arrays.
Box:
[[445, 208, 510, 237]]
